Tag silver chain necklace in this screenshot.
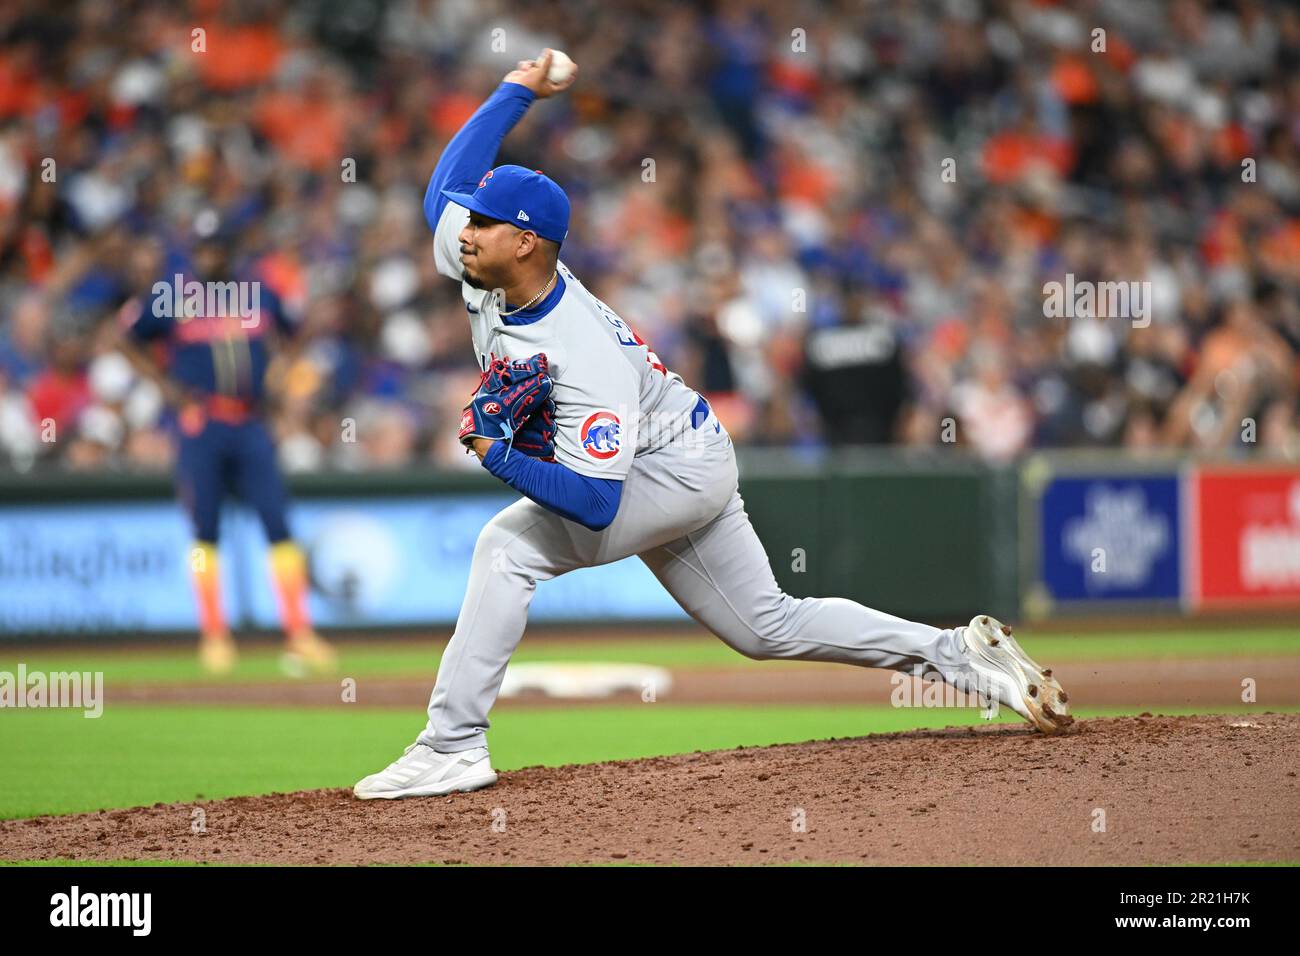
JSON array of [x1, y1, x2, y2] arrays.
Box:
[[499, 271, 557, 317]]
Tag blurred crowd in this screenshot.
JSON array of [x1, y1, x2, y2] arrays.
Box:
[[1, 0, 1299, 473]]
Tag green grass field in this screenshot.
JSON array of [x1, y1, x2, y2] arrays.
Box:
[[1, 627, 1296, 822], [6, 700, 1295, 821], [1, 627, 1297, 686]]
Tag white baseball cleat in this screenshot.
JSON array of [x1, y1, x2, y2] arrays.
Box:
[[960, 614, 1073, 734], [353, 742, 498, 799]]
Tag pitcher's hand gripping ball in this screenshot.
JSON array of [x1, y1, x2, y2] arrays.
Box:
[[459, 353, 555, 457]]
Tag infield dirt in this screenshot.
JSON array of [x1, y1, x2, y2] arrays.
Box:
[[3, 713, 1297, 865]]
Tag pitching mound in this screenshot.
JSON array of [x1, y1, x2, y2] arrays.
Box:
[[3, 714, 1297, 866]]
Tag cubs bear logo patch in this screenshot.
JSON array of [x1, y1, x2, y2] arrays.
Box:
[[581, 411, 621, 461]]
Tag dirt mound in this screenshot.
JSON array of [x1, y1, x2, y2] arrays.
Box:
[[3, 714, 1297, 866]]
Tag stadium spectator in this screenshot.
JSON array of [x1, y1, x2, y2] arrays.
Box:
[[0, 0, 1296, 471]]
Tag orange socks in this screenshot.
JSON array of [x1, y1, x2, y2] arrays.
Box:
[[269, 540, 312, 639], [189, 542, 227, 638], [191, 540, 315, 641]]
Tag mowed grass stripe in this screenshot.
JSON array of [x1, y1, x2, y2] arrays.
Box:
[[0, 629, 1297, 686]]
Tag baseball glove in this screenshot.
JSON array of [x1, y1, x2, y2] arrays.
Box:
[[459, 353, 555, 458], [510, 397, 558, 460]]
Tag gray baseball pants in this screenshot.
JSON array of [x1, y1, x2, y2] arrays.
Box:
[[419, 409, 972, 752]]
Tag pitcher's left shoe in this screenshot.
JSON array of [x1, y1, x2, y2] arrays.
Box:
[[960, 615, 1072, 733], [353, 742, 498, 799], [280, 631, 338, 678]]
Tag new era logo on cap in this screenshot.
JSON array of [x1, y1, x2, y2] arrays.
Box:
[[517, 210, 530, 222]]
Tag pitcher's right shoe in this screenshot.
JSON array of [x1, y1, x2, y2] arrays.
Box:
[[960, 614, 1073, 734], [353, 742, 498, 799]]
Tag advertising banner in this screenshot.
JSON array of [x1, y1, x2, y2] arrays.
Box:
[[240, 496, 689, 628], [0, 496, 688, 637], [1192, 468, 1300, 608], [1025, 467, 1184, 616], [0, 503, 205, 633]]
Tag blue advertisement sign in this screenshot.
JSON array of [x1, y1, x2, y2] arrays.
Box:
[[0, 496, 688, 636], [1039, 475, 1182, 602], [0, 503, 204, 633], [239, 496, 689, 628]]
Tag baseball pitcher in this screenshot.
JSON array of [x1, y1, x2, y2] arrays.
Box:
[[354, 52, 1070, 799]]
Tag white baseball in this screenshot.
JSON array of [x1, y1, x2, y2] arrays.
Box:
[[545, 49, 574, 84]]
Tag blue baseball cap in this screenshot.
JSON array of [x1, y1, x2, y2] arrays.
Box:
[[442, 165, 570, 244]]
